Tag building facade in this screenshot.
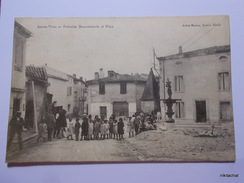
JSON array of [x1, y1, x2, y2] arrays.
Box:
[[9, 21, 32, 121], [73, 75, 87, 116], [157, 45, 233, 123], [44, 66, 74, 116], [86, 69, 147, 118]]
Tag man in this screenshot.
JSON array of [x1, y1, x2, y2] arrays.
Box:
[[7, 111, 24, 150], [57, 109, 67, 139]]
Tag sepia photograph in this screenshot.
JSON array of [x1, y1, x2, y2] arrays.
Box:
[[5, 16, 235, 164]]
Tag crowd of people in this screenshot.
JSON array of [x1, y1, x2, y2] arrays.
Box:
[[7, 109, 161, 150], [38, 109, 160, 142]]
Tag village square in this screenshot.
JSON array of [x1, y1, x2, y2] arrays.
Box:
[[6, 18, 235, 163]]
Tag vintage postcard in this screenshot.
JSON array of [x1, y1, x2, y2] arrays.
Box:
[[6, 16, 235, 164]]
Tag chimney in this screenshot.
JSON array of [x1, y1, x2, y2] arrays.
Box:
[[108, 70, 116, 77], [94, 72, 99, 80], [99, 68, 104, 78], [179, 46, 183, 54], [73, 74, 76, 79]]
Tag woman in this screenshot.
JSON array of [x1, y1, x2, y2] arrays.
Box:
[[118, 118, 124, 140], [81, 117, 89, 140]]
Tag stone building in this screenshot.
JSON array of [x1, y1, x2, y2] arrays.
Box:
[[9, 21, 32, 121], [86, 69, 147, 118], [157, 45, 233, 123]]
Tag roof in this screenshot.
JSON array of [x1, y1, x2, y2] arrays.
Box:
[[15, 21, 32, 38], [86, 73, 147, 85], [157, 45, 230, 61], [26, 66, 48, 82], [44, 66, 69, 81], [73, 77, 85, 84], [140, 69, 160, 101]]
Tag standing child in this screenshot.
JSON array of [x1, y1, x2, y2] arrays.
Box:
[[113, 120, 118, 139], [104, 120, 110, 139], [66, 117, 74, 140], [118, 118, 124, 140], [88, 115, 94, 140], [108, 117, 114, 138], [100, 120, 106, 140], [94, 118, 101, 140], [127, 117, 135, 137], [74, 117, 81, 141], [37, 119, 47, 143]]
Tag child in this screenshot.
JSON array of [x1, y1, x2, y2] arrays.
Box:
[[108, 117, 114, 138], [94, 118, 101, 140], [118, 118, 124, 140], [66, 116, 74, 140], [127, 116, 135, 138], [104, 120, 110, 139], [74, 117, 81, 141], [113, 120, 118, 139], [37, 119, 47, 143], [88, 115, 94, 140], [100, 120, 106, 140]]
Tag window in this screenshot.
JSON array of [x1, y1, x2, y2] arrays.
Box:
[[99, 82, 105, 94], [74, 91, 78, 100], [67, 104, 71, 112], [176, 102, 185, 118], [175, 76, 184, 92], [67, 86, 72, 96], [14, 36, 24, 71], [218, 72, 230, 90], [120, 82, 127, 94]]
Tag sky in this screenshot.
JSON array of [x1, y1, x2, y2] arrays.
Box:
[[16, 16, 230, 80]]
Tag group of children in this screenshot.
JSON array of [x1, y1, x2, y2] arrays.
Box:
[[66, 115, 126, 141], [36, 112, 158, 143]]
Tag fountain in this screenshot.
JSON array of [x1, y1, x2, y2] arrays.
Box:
[[162, 78, 181, 123]]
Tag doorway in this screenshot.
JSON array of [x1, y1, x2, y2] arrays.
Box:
[[13, 98, 21, 117], [25, 100, 34, 129], [113, 101, 129, 117], [196, 101, 207, 122], [220, 101, 232, 121], [100, 106, 107, 118]]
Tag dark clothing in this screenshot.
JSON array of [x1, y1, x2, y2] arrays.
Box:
[[46, 113, 56, 140], [118, 121, 124, 135], [109, 120, 113, 133], [7, 117, 24, 149], [75, 122, 80, 140], [134, 118, 140, 135], [81, 120, 89, 136], [56, 113, 67, 138]]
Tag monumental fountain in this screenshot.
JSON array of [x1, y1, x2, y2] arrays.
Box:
[[162, 78, 181, 123]]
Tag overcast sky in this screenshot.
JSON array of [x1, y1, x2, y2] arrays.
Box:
[[16, 16, 230, 80]]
